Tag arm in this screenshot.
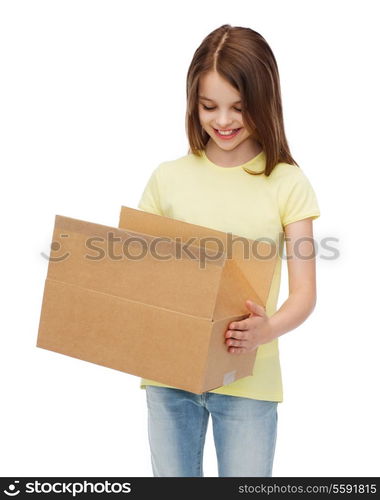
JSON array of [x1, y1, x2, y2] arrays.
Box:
[[225, 217, 317, 353]]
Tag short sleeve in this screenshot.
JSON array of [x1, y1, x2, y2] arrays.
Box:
[[279, 168, 320, 227], [137, 166, 164, 216]]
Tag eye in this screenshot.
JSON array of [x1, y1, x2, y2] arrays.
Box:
[[201, 104, 242, 112]]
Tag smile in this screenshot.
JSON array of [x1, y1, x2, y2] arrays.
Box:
[[213, 128, 242, 140]]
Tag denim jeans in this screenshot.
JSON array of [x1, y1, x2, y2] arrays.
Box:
[[145, 385, 278, 477]]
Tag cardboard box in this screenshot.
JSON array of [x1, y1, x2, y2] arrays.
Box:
[[36, 206, 277, 394]]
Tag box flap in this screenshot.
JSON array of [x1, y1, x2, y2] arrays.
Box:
[[230, 239, 277, 307], [119, 206, 226, 254], [48, 214, 226, 319], [119, 206, 278, 313], [212, 259, 263, 321]]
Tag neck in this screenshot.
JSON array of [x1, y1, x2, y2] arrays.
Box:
[[205, 138, 263, 167]]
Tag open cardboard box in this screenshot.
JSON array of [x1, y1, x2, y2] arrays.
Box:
[[36, 206, 277, 394]]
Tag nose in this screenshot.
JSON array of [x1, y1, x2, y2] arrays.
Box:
[[215, 110, 234, 128]]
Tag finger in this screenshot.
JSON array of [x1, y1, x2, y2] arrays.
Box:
[[246, 300, 266, 317], [229, 320, 249, 331], [225, 337, 246, 348], [225, 329, 248, 340], [228, 345, 246, 354]]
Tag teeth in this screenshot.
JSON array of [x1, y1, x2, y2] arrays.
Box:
[[217, 129, 239, 135]]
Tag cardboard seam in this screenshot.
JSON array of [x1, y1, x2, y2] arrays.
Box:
[[201, 326, 218, 393], [210, 258, 228, 322], [45, 277, 213, 323]]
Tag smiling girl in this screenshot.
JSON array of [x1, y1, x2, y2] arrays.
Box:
[[137, 24, 320, 477]]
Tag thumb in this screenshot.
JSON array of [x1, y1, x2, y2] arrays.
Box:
[[246, 299, 265, 317]]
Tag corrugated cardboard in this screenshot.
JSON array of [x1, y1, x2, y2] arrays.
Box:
[[36, 206, 277, 394]]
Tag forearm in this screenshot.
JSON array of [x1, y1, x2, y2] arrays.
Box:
[[265, 291, 316, 343]]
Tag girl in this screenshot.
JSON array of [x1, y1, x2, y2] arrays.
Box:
[[137, 24, 320, 477]]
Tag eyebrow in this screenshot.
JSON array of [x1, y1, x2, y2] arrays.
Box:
[[199, 95, 242, 104]]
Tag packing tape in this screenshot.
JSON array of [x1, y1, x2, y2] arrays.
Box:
[[223, 370, 236, 386]]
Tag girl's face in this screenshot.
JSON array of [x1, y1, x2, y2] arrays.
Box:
[[197, 70, 257, 152]]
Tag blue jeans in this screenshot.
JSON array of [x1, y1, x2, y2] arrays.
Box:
[[146, 385, 278, 477]]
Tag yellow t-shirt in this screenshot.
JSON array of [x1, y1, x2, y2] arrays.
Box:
[[136, 149, 320, 402]]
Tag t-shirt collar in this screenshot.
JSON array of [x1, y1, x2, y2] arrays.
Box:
[[200, 149, 266, 173]]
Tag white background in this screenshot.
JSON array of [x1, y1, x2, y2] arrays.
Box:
[[1, 0, 379, 477]]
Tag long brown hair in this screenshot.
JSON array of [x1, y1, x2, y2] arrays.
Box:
[[185, 24, 299, 176]]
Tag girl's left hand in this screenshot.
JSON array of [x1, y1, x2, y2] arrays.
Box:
[[225, 299, 273, 354]]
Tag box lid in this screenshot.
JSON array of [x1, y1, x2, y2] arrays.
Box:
[[47, 214, 227, 320], [118, 206, 278, 318]]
